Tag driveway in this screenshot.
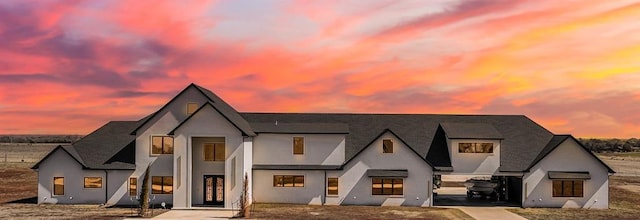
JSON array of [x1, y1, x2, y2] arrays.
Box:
[[458, 207, 527, 220]]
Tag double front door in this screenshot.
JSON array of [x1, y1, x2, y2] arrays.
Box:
[[204, 175, 224, 206]]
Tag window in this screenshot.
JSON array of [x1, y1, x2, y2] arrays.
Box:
[[372, 178, 403, 195], [84, 177, 102, 188], [458, 143, 494, 153], [383, 139, 393, 153], [204, 143, 225, 161], [187, 103, 198, 115], [152, 176, 173, 194], [273, 175, 304, 187], [552, 180, 583, 197], [129, 177, 137, 196], [327, 178, 338, 196], [293, 137, 304, 155], [231, 157, 236, 188], [151, 136, 173, 154], [53, 177, 64, 195]]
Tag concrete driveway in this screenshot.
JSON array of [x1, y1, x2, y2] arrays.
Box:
[[458, 207, 527, 220], [150, 210, 234, 219]]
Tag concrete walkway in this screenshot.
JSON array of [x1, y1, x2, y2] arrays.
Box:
[[458, 207, 527, 220], [150, 210, 235, 219]]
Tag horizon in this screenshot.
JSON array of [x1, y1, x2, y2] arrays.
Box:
[[1, 1, 639, 137]]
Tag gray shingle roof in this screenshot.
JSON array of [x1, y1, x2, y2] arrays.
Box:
[[250, 122, 349, 134], [240, 113, 555, 172], [440, 122, 503, 139], [71, 121, 140, 169]]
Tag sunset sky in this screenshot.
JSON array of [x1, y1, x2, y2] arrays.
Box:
[[1, 0, 639, 138]]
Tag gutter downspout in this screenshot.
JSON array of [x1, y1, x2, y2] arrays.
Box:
[[104, 170, 109, 205], [322, 170, 326, 205]]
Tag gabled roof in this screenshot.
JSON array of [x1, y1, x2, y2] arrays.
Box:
[[526, 135, 615, 173], [250, 122, 349, 134], [440, 122, 503, 139], [131, 83, 255, 136], [240, 113, 554, 172], [426, 125, 452, 170], [34, 120, 142, 170], [340, 129, 435, 169], [32, 145, 86, 169]]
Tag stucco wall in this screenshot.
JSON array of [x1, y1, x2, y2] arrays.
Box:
[[333, 132, 433, 206], [172, 104, 244, 208], [253, 134, 345, 165], [253, 170, 326, 205], [37, 149, 106, 204], [523, 138, 610, 208], [449, 139, 501, 174]]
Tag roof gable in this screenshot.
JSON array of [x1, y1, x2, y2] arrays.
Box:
[[32, 145, 86, 169], [132, 83, 254, 136], [168, 102, 247, 135], [342, 129, 435, 169], [526, 135, 615, 173]]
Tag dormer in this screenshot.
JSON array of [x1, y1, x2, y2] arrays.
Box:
[[440, 123, 504, 175]]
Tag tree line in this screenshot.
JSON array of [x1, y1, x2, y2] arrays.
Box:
[[0, 135, 638, 153], [0, 135, 83, 143], [578, 138, 640, 153]]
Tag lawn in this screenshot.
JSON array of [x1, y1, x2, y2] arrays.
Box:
[[509, 176, 640, 220], [250, 203, 473, 220]]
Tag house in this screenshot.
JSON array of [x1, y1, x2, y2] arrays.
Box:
[[32, 83, 614, 209]]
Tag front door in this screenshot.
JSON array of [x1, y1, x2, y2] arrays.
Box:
[[204, 175, 224, 206]]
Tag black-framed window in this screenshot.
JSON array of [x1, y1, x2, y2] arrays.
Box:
[[372, 178, 403, 195], [552, 180, 583, 197], [204, 143, 225, 161], [273, 175, 304, 187], [84, 177, 102, 188], [383, 139, 393, 153], [151, 136, 174, 154], [53, 177, 64, 195], [293, 137, 304, 155], [152, 176, 173, 194], [458, 143, 494, 153], [129, 177, 137, 196], [327, 178, 338, 195], [186, 103, 198, 115]]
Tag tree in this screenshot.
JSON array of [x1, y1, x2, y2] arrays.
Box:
[[138, 166, 151, 217], [236, 173, 250, 218]]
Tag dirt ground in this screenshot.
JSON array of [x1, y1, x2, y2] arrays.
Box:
[[251, 203, 473, 220]]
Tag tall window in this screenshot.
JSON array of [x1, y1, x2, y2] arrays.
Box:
[[53, 177, 64, 195], [151, 136, 174, 154], [152, 176, 173, 194], [383, 139, 393, 153], [458, 143, 494, 153], [129, 177, 137, 196], [327, 178, 338, 196], [204, 143, 225, 161], [84, 177, 102, 188], [186, 103, 199, 115], [231, 157, 237, 188], [293, 137, 304, 155], [372, 178, 403, 195], [273, 175, 304, 187], [552, 180, 583, 197]]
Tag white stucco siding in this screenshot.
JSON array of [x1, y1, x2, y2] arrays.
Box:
[[449, 139, 501, 174], [172, 104, 244, 208], [330, 132, 433, 206], [253, 134, 345, 165], [105, 170, 136, 205], [253, 170, 325, 205], [37, 149, 106, 204], [523, 138, 609, 208]]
